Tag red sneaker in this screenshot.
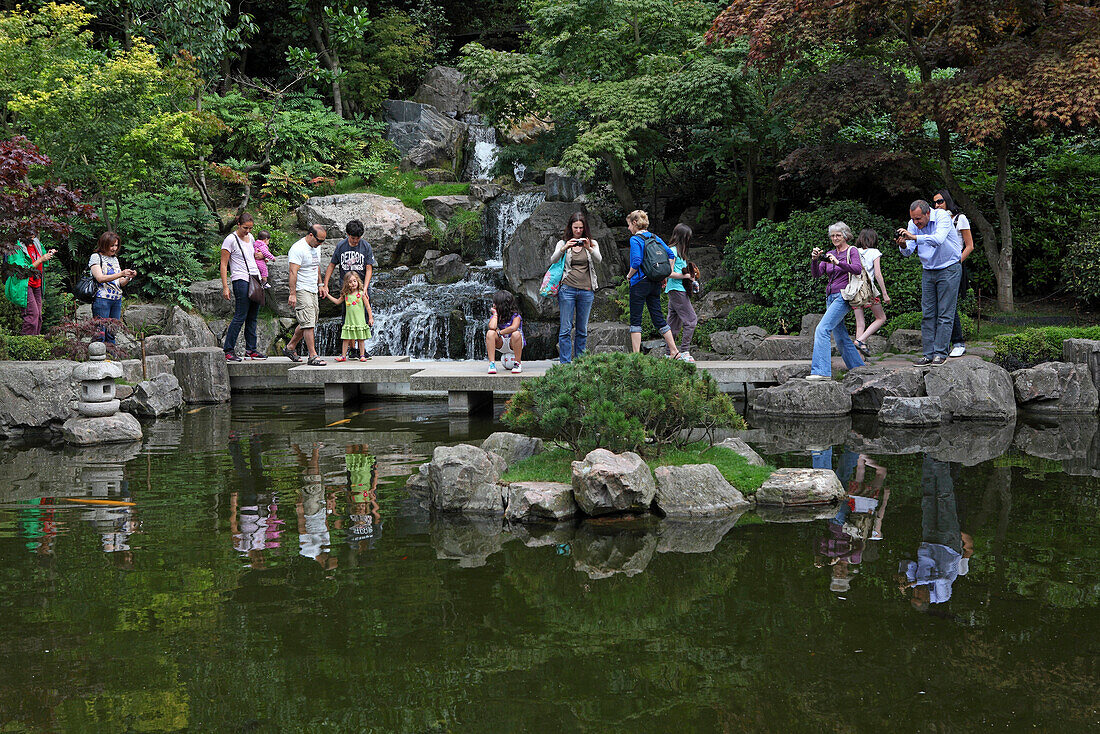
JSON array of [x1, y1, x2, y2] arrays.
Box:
[[247, 351, 267, 360]]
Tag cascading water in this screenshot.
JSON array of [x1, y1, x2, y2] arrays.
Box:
[[464, 121, 499, 182], [483, 191, 545, 267]]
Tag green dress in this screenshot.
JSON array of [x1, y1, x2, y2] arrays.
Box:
[[341, 291, 372, 340]]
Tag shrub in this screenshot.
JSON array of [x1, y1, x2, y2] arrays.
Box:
[[42, 266, 73, 333], [993, 326, 1100, 371], [724, 200, 924, 325], [695, 304, 785, 350], [503, 352, 745, 457], [1066, 228, 1100, 306], [882, 310, 975, 340], [442, 209, 485, 259], [0, 334, 56, 360]]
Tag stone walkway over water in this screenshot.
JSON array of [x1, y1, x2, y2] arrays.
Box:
[[227, 357, 806, 413]]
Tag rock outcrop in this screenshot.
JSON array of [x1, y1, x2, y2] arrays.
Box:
[[0, 360, 79, 436], [756, 468, 845, 506], [842, 365, 928, 413], [481, 432, 544, 467], [382, 99, 466, 171], [429, 253, 468, 284], [503, 201, 622, 317], [411, 66, 474, 119], [886, 329, 923, 354], [653, 464, 750, 517], [878, 396, 944, 425], [571, 448, 656, 516], [715, 437, 766, 466], [751, 378, 852, 417], [297, 193, 433, 267], [504, 482, 577, 522], [1063, 338, 1100, 392], [1012, 361, 1099, 414], [170, 347, 231, 404], [62, 412, 142, 445], [428, 444, 507, 514], [923, 359, 1016, 422], [545, 167, 583, 202], [166, 306, 218, 347], [123, 372, 184, 418]]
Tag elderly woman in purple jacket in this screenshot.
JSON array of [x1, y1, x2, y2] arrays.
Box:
[[807, 222, 866, 380]]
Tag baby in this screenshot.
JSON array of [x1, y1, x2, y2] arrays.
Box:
[[254, 231, 276, 289]]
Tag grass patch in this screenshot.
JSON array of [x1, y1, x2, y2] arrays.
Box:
[[328, 170, 470, 213], [500, 442, 774, 495]]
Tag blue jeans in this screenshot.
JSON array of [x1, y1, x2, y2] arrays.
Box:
[[91, 296, 122, 344], [223, 279, 259, 353], [557, 285, 595, 363], [922, 263, 962, 358], [810, 293, 864, 376], [629, 278, 670, 335]]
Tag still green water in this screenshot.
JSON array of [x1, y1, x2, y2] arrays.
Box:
[[1, 396, 1098, 732]]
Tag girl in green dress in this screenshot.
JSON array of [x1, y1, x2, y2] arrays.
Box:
[[325, 272, 374, 362]]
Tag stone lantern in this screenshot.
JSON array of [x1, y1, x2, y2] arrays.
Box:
[[63, 341, 143, 445]]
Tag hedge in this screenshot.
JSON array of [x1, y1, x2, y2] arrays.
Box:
[[992, 326, 1100, 371]]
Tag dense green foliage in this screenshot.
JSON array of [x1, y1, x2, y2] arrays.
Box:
[[503, 352, 744, 457], [0, 334, 57, 360], [1066, 227, 1100, 307], [725, 201, 923, 325], [992, 326, 1100, 371], [502, 443, 774, 494]]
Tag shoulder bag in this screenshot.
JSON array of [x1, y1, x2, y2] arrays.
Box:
[[233, 235, 265, 306], [75, 254, 101, 304], [539, 244, 567, 298], [840, 247, 873, 306]]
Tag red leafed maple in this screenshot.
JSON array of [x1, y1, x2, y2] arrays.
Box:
[[0, 136, 96, 259]]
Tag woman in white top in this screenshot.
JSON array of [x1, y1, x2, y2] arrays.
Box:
[[852, 228, 891, 355], [548, 212, 602, 363], [934, 189, 974, 357], [219, 212, 265, 361]]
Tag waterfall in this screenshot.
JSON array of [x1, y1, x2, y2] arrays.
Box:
[[513, 162, 527, 183], [464, 122, 499, 182], [484, 191, 545, 267]]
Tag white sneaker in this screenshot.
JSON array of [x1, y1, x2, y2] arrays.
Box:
[[511, 362, 522, 374], [487, 362, 496, 374], [805, 374, 830, 381], [675, 352, 696, 363], [949, 344, 966, 358]]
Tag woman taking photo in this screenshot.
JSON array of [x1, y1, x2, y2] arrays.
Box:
[[933, 189, 974, 357], [807, 222, 865, 380], [89, 232, 135, 344], [219, 212, 266, 362], [549, 212, 602, 363]]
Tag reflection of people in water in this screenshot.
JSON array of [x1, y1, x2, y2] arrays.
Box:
[[294, 443, 338, 571], [898, 455, 975, 610], [344, 445, 381, 553], [814, 452, 891, 593], [19, 499, 59, 557], [848, 454, 890, 541], [229, 434, 282, 569]]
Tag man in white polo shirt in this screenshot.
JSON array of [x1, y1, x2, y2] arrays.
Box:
[[283, 224, 327, 365]]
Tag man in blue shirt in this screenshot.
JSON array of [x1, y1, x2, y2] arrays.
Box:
[[898, 200, 962, 365]]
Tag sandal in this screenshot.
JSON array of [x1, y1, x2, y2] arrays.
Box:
[[307, 356, 327, 366], [335, 356, 347, 362], [359, 356, 369, 362], [854, 339, 870, 356]]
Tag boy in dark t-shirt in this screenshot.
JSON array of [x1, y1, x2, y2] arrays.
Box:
[[321, 219, 376, 298]]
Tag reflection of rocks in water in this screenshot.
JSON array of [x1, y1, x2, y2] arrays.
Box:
[[846, 421, 1015, 466], [656, 513, 745, 554], [751, 415, 852, 454], [506, 520, 577, 548], [1014, 416, 1100, 476], [571, 517, 658, 579], [180, 404, 231, 452], [755, 505, 839, 524], [431, 514, 508, 568], [140, 417, 183, 453], [0, 443, 141, 501]]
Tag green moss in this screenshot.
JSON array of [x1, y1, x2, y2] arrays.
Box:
[[501, 442, 774, 495], [328, 170, 470, 213]]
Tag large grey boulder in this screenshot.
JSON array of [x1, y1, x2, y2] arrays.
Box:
[[752, 379, 852, 417], [297, 193, 433, 268], [208, 317, 283, 358], [118, 355, 173, 384], [756, 468, 845, 506], [751, 336, 812, 361], [170, 347, 230, 404], [142, 334, 189, 356], [122, 304, 168, 331], [775, 363, 813, 384], [421, 194, 482, 225], [165, 306, 218, 347], [504, 482, 577, 522], [61, 412, 143, 445], [886, 329, 923, 354], [545, 167, 583, 202], [571, 448, 656, 516], [653, 464, 750, 518], [123, 372, 183, 418], [1063, 338, 1100, 391], [843, 365, 928, 413], [711, 326, 767, 358], [429, 253, 468, 284], [382, 99, 467, 171], [879, 396, 944, 425], [412, 66, 474, 119], [481, 432, 544, 468], [586, 321, 631, 352], [503, 201, 621, 317], [924, 359, 1016, 421], [428, 444, 507, 514], [187, 280, 232, 318], [1012, 361, 1099, 414], [405, 463, 432, 497], [716, 437, 766, 466], [0, 360, 79, 434], [694, 291, 754, 321]]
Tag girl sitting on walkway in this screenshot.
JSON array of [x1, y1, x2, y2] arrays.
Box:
[[324, 272, 373, 362], [852, 228, 891, 355], [486, 290, 524, 374]]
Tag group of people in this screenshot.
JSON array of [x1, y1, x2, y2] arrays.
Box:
[[485, 208, 701, 374], [808, 190, 974, 379]]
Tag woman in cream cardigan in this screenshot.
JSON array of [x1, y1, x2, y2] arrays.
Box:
[[549, 211, 602, 363]]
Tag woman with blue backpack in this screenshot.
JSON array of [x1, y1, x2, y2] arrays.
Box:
[[625, 210, 687, 360]]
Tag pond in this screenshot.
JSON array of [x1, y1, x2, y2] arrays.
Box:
[[1, 397, 1098, 732]]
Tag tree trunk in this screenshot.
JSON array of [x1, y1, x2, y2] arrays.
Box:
[[307, 14, 344, 118], [991, 137, 1014, 311], [745, 151, 756, 230], [604, 154, 634, 212]]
